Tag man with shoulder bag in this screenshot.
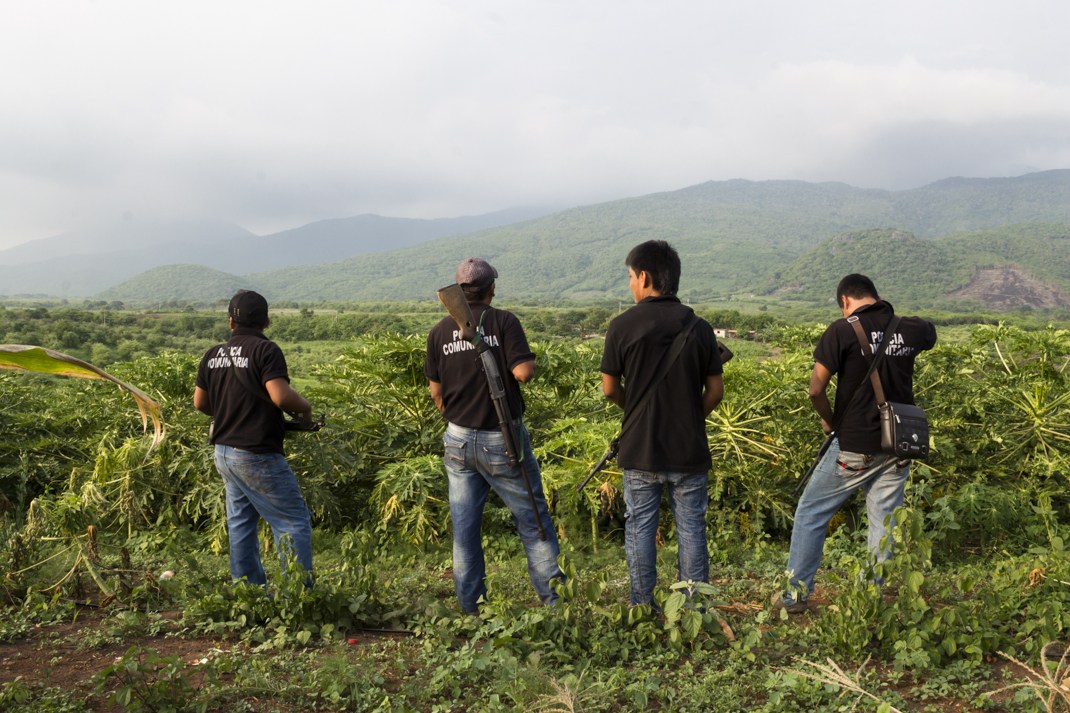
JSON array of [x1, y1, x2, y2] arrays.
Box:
[[773, 274, 937, 614]]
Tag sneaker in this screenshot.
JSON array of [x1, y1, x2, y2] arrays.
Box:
[[770, 592, 808, 615], [1041, 641, 1067, 661]]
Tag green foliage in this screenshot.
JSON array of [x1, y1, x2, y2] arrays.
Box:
[[3, 308, 1070, 710], [94, 645, 204, 713], [0, 679, 89, 712], [184, 530, 393, 648]]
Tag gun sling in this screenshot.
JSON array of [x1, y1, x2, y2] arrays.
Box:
[[577, 313, 700, 492], [435, 286, 550, 541]]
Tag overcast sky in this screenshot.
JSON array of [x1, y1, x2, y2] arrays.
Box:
[[1, 1, 1069, 249]]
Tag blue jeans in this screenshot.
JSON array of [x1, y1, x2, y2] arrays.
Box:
[[443, 422, 563, 613], [622, 469, 710, 606], [214, 445, 314, 586], [784, 438, 908, 603]]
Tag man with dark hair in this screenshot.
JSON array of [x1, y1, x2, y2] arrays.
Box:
[[194, 290, 316, 585], [774, 274, 937, 614], [425, 258, 563, 613], [601, 240, 724, 606]]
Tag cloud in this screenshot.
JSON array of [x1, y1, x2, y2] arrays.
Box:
[[1, 2, 1069, 248]]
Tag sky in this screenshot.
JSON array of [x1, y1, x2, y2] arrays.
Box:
[[1, 0, 1069, 249]]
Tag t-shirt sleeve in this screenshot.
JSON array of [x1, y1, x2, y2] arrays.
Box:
[[812, 322, 843, 372], [600, 320, 623, 376], [258, 342, 290, 385], [195, 347, 211, 390], [501, 312, 536, 369], [923, 321, 938, 350], [424, 330, 440, 382], [703, 323, 723, 376]]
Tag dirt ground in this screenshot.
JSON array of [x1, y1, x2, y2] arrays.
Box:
[[0, 604, 412, 712], [0, 601, 1048, 712], [0, 607, 229, 710]]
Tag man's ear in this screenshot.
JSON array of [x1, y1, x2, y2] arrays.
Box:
[[638, 270, 652, 288]]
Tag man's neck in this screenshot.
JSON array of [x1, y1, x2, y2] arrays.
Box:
[[843, 297, 878, 317]]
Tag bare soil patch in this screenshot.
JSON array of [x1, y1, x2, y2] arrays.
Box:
[[951, 265, 1070, 309], [0, 607, 238, 710]]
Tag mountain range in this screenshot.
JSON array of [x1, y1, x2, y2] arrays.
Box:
[[2, 171, 1069, 312], [0, 207, 554, 297]]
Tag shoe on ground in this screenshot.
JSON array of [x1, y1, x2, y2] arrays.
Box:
[[770, 592, 808, 615], [1041, 641, 1067, 661]]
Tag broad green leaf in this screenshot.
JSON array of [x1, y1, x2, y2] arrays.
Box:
[[0, 344, 165, 448]]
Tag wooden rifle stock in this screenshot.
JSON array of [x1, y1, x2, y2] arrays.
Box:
[[436, 284, 477, 342]]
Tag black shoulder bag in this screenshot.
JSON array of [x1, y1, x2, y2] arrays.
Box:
[[848, 316, 929, 459], [577, 314, 705, 491], [793, 315, 900, 495]]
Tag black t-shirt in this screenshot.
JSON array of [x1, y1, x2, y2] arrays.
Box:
[[815, 300, 937, 453], [424, 303, 535, 430], [195, 327, 290, 454], [600, 296, 722, 472]]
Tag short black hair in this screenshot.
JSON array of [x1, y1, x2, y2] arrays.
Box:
[[625, 240, 681, 296], [836, 274, 879, 308]]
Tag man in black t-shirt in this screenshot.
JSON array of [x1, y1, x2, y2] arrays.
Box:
[[774, 274, 937, 614], [424, 258, 563, 613], [194, 290, 316, 586], [600, 240, 724, 606]]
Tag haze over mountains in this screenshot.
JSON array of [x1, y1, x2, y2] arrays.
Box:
[[0, 207, 555, 297], [2, 171, 1069, 312]]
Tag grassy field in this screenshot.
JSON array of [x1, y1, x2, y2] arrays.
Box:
[[2, 307, 1068, 711]]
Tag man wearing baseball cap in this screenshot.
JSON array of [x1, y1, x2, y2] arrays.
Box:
[[194, 289, 317, 585], [424, 258, 563, 613]]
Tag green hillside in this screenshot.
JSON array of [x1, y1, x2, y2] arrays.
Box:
[[98, 171, 1070, 310], [771, 225, 1070, 311], [97, 265, 255, 304]]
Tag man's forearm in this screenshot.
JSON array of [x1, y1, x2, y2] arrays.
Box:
[[702, 375, 724, 416], [428, 381, 445, 414], [810, 392, 834, 430], [601, 373, 625, 408]]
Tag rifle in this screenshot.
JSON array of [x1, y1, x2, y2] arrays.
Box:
[[576, 437, 618, 492], [793, 431, 834, 496], [792, 314, 902, 496], [436, 284, 548, 541]]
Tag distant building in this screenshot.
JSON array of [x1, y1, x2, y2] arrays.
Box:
[[713, 328, 738, 339]]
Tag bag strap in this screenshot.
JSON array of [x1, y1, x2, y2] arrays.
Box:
[[616, 313, 700, 443], [847, 315, 902, 407]]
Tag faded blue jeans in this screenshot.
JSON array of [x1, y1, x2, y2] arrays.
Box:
[[783, 438, 908, 603], [214, 445, 314, 586], [443, 422, 563, 613], [622, 469, 710, 606]]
